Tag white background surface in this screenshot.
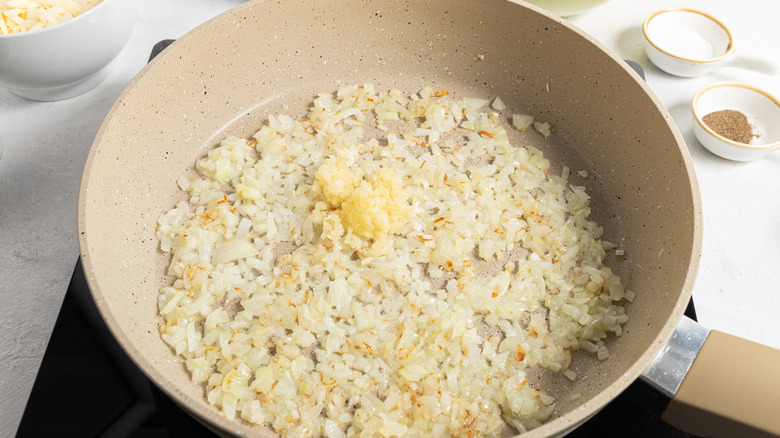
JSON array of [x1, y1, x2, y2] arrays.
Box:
[[1, 0, 778, 436]]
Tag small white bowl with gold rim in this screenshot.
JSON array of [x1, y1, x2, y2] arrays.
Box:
[[643, 8, 777, 77], [691, 82, 780, 161]]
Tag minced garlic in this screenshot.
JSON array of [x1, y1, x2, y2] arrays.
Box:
[[339, 167, 410, 241], [316, 154, 411, 248], [314, 153, 362, 207]]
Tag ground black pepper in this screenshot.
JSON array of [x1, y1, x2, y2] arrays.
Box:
[[702, 109, 756, 144]]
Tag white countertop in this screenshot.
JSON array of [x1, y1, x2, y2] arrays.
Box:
[[1, 0, 778, 435]]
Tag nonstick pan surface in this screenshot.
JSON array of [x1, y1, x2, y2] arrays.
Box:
[[78, 1, 702, 436]]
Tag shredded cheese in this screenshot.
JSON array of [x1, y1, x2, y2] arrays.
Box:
[[0, 0, 102, 34]]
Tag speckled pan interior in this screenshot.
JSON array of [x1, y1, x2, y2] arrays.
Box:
[[77, 0, 702, 436]]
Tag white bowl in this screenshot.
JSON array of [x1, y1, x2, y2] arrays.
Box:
[[523, 0, 611, 17], [0, 0, 139, 101], [691, 83, 780, 161], [643, 8, 735, 77]]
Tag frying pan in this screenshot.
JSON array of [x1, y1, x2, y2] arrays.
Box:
[[77, 0, 780, 436]]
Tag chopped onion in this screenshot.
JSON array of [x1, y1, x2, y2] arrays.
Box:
[[212, 239, 258, 264], [512, 113, 534, 131], [534, 121, 552, 138], [155, 84, 629, 437], [491, 96, 506, 111]]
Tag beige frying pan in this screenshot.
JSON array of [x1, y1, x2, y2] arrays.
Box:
[[77, 0, 780, 437]]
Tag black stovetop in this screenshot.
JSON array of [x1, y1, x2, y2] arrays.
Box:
[[17, 260, 695, 438]]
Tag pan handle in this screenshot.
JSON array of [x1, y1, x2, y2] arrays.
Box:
[[642, 316, 780, 437]]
